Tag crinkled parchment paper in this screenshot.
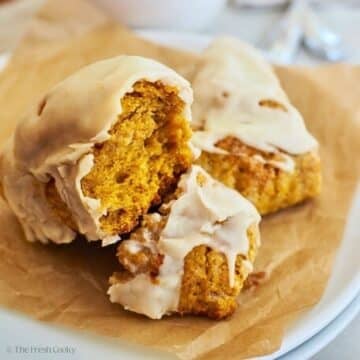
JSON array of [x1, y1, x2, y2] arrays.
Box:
[[0, 1, 359, 359]]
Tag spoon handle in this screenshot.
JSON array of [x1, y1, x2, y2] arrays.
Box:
[[258, 0, 307, 64]]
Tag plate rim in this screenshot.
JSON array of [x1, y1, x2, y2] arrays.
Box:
[[279, 294, 360, 360]]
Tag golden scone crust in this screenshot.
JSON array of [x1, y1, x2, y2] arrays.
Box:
[[45, 180, 77, 231], [197, 136, 321, 215], [178, 225, 258, 319], [114, 220, 259, 319]]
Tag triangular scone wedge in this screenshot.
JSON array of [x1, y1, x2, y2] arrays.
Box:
[[109, 165, 261, 319], [192, 37, 321, 215], [0, 56, 195, 245]]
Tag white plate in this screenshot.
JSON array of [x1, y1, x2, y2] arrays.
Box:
[[280, 294, 360, 360], [0, 32, 359, 359]]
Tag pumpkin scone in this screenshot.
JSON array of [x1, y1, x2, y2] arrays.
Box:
[[109, 165, 261, 319], [0, 56, 195, 245], [192, 37, 321, 215]]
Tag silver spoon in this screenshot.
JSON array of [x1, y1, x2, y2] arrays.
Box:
[[302, 3, 347, 62], [258, 0, 305, 64]]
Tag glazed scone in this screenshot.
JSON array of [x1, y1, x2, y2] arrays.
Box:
[[0, 56, 194, 245], [108, 165, 261, 319], [192, 37, 321, 215], [198, 137, 321, 215]]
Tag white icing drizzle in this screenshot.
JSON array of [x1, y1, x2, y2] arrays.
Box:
[[1, 145, 75, 244], [2, 56, 194, 245], [191, 37, 318, 172], [108, 165, 260, 319], [125, 241, 144, 254], [252, 153, 295, 172]]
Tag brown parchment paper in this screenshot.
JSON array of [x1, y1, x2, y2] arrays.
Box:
[[0, 1, 359, 359]]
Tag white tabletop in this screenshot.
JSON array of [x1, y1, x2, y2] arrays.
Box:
[[209, 3, 360, 65], [312, 314, 360, 360]]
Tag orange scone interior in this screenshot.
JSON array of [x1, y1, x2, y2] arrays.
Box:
[[79, 80, 193, 236], [178, 229, 257, 319], [108, 165, 261, 319], [0, 56, 194, 245]]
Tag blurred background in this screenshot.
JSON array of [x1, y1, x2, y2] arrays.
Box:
[[0, 0, 359, 64]]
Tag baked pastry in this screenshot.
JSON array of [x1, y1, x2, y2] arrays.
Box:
[[192, 38, 321, 215], [109, 165, 261, 319], [0, 56, 195, 245]]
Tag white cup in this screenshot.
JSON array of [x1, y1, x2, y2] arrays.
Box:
[[90, 0, 226, 31]]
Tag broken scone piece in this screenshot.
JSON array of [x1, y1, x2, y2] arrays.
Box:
[[192, 37, 321, 215], [0, 56, 194, 245], [109, 165, 261, 319]]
